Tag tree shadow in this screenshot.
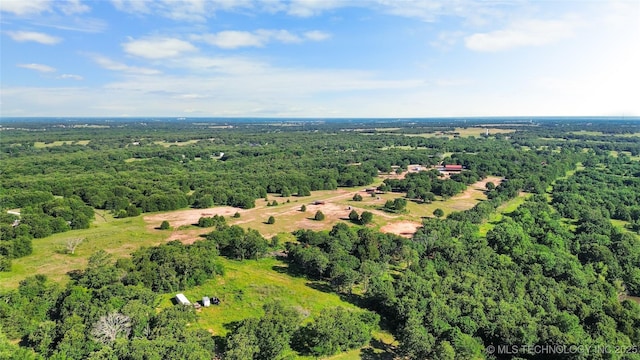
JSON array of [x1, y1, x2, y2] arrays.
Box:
[[305, 281, 367, 308], [360, 338, 397, 360], [271, 263, 305, 277], [305, 281, 334, 294]]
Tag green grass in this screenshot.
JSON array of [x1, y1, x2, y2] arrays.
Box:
[[0, 211, 167, 291], [154, 139, 200, 147], [33, 140, 90, 148], [404, 127, 514, 139], [477, 193, 531, 237], [156, 256, 398, 359], [570, 131, 640, 137], [158, 257, 364, 337]]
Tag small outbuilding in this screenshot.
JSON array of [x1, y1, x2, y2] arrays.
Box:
[[175, 293, 191, 306]]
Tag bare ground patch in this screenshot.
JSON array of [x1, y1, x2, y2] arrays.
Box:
[[144, 206, 242, 229], [380, 221, 422, 238], [452, 176, 502, 200]]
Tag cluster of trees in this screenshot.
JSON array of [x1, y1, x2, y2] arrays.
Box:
[[287, 224, 410, 293], [382, 169, 468, 200], [383, 198, 407, 213], [553, 161, 640, 222], [205, 224, 268, 260], [196, 214, 226, 228], [0, 246, 220, 360], [223, 303, 379, 359], [119, 241, 224, 293], [0, 197, 94, 271], [348, 209, 373, 225], [287, 197, 640, 358], [549, 161, 640, 295]]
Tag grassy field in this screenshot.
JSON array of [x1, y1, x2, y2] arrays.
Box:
[[154, 139, 200, 147], [404, 127, 514, 139], [33, 140, 90, 148], [158, 257, 362, 336], [477, 193, 531, 237], [1, 174, 501, 292], [570, 131, 640, 137], [609, 150, 640, 161], [156, 256, 397, 358], [0, 210, 166, 291]]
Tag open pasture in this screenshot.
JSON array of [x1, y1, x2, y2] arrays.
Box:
[[33, 140, 90, 147], [0, 211, 166, 291], [404, 127, 514, 138], [153, 139, 200, 147], [2, 171, 502, 292]]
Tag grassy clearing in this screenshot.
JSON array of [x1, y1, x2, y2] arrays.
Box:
[[404, 127, 514, 139], [154, 139, 200, 147], [378, 145, 431, 150], [609, 150, 640, 161], [124, 157, 150, 163], [157, 256, 397, 358], [33, 140, 90, 148], [2, 174, 500, 291], [158, 257, 362, 336], [570, 131, 640, 137], [227, 177, 497, 237], [0, 211, 167, 291], [477, 193, 531, 237]]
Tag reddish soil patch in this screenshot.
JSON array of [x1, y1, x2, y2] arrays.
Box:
[[453, 176, 503, 200], [143, 206, 242, 229], [380, 221, 422, 238]]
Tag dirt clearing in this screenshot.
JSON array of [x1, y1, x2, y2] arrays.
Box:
[[380, 221, 422, 238], [144, 206, 241, 229]]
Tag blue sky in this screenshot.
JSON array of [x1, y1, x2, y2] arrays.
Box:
[[1, 0, 638, 117]]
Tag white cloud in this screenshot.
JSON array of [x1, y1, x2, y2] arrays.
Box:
[[261, 29, 301, 43], [6, 31, 62, 45], [18, 63, 56, 72], [198, 30, 266, 48], [109, 0, 254, 21], [465, 18, 578, 52], [58, 0, 90, 15], [304, 30, 331, 41], [123, 37, 197, 59], [170, 56, 268, 74], [89, 54, 161, 75], [286, 0, 344, 17], [1, 0, 89, 16], [58, 74, 84, 80], [0, 0, 52, 16], [195, 29, 329, 49]]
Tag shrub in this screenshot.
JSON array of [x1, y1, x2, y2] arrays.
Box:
[[159, 221, 170, 230]]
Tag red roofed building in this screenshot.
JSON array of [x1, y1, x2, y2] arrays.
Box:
[[443, 164, 463, 171]]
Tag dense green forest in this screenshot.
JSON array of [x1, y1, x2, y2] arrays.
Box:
[[1, 117, 639, 359]]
